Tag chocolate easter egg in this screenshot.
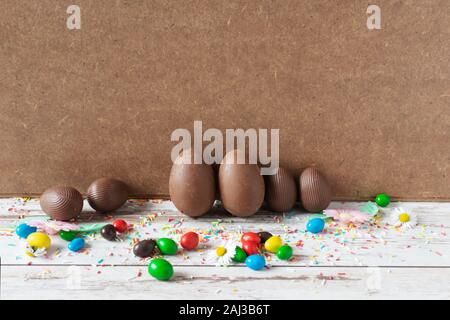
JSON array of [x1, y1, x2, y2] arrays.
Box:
[[40, 186, 83, 221], [169, 150, 216, 217], [218, 149, 265, 217], [133, 239, 156, 258], [257, 231, 273, 244], [300, 167, 332, 212], [87, 178, 128, 212], [265, 167, 297, 212]]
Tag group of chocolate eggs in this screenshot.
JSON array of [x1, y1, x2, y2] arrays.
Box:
[[170, 149, 332, 217], [40, 177, 128, 220]]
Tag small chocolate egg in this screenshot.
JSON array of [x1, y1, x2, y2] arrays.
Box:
[[101, 224, 117, 241], [16, 223, 37, 239], [26, 232, 51, 257], [299, 167, 332, 212], [87, 178, 128, 212], [156, 238, 178, 255], [218, 149, 265, 217], [112, 219, 128, 233], [306, 218, 325, 234], [375, 193, 391, 207], [242, 241, 260, 255], [264, 235, 282, 253], [245, 254, 266, 271], [40, 186, 83, 221], [133, 239, 156, 258], [180, 232, 199, 250], [241, 232, 261, 244], [148, 258, 174, 281], [257, 231, 273, 244], [169, 150, 216, 217], [277, 245, 293, 260], [68, 238, 85, 252], [59, 230, 79, 241], [265, 167, 297, 212]]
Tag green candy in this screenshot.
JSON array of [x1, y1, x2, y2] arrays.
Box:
[[156, 238, 178, 255], [148, 258, 174, 281], [59, 230, 79, 241], [375, 193, 391, 207], [232, 246, 247, 263], [276, 245, 293, 260]]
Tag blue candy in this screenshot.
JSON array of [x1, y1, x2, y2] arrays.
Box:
[[68, 237, 85, 252], [15, 223, 37, 238], [245, 254, 266, 271], [306, 218, 325, 234]]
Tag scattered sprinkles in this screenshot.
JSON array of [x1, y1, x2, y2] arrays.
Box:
[[0, 198, 448, 283]]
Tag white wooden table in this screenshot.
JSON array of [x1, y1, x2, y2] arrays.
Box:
[[0, 198, 449, 300]]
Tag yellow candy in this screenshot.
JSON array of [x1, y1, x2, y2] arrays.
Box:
[[264, 236, 282, 253], [26, 232, 51, 257]]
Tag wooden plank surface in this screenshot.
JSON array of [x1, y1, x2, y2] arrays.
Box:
[[0, 198, 449, 299], [2, 265, 449, 300]]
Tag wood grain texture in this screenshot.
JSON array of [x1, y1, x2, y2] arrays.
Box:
[[0, 198, 449, 299], [2, 265, 449, 300], [0, 199, 449, 268], [0, 1, 449, 199]]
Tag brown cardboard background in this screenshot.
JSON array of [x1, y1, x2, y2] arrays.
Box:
[[0, 0, 449, 200]]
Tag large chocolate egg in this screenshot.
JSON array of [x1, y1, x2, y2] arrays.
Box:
[[169, 150, 216, 217], [218, 149, 265, 217], [265, 167, 297, 212], [87, 178, 128, 212], [40, 186, 83, 221], [300, 167, 332, 212]]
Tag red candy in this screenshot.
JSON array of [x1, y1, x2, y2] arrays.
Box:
[[112, 219, 128, 233], [242, 241, 259, 255], [180, 232, 199, 250], [241, 232, 261, 244]]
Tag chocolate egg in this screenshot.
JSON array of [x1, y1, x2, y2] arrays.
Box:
[[133, 239, 156, 258], [40, 186, 83, 221], [87, 178, 128, 212], [265, 167, 297, 212], [299, 167, 332, 212], [101, 224, 117, 241], [169, 150, 216, 217], [257, 231, 273, 244], [218, 149, 265, 217]]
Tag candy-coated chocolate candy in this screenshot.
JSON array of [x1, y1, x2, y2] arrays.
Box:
[[27, 232, 51, 249], [264, 236, 282, 253], [26, 232, 51, 257], [277, 245, 293, 260], [112, 219, 128, 233], [375, 193, 391, 207], [232, 246, 247, 263], [245, 254, 266, 271], [242, 241, 259, 255], [15, 224, 37, 239], [68, 238, 85, 252], [156, 238, 178, 255], [133, 239, 156, 258], [180, 232, 199, 250], [101, 224, 117, 241], [148, 258, 174, 281], [241, 232, 260, 244], [257, 231, 273, 244], [59, 230, 79, 241], [306, 218, 325, 234]]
